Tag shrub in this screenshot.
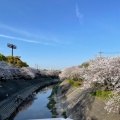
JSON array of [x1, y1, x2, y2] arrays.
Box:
[[6, 56, 29, 67], [0, 54, 7, 61]]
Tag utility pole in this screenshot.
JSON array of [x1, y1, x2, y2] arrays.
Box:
[[99, 52, 103, 57], [35, 64, 39, 70]]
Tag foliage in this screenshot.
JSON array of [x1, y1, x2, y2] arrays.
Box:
[[68, 79, 74, 84], [68, 79, 80, 87], [59, 56, 120, 113], [91, 90, 113, 100], [73, 82, 80, 87], [6, 56, 29, 67], [49, 83, 60, 98], [81, 62, 89, 67], [0, 53, 29, 67], [0, 54, 7, 61], [62, 111, 67, 119], [47, 83, 61, 117], [47, 97, 56, 109], [54, 84, 59, 95], [47, 85, 59, 118], [59, 56, 120, 91]]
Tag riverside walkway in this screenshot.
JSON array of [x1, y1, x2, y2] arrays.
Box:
[[0, 78, 59, 120]]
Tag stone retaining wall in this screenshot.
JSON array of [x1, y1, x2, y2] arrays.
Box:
[[0, 78, 59, 120], [55, 80, 120, 120]]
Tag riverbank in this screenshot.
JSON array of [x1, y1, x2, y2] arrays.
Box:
[[12, 87, 53, 120], [54, 80, 120, 120], [0, 78, 59, 120]]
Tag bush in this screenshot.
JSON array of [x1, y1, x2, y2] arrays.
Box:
[[6, 56, 29, 67], [0, 54, 7, 61]]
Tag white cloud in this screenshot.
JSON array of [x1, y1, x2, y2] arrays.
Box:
[[0, 34, 54, 46], [0, 23, 66, 45], [75, 4, 83, 24], [0, 24, 31, 36]]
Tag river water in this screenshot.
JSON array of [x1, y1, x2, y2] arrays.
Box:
[[13, 87, 52, 120]]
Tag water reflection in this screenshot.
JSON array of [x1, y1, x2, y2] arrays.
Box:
[[13, 87, 52, 120]]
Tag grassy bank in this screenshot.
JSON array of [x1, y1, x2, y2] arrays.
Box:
[[67, 79, 80, 87], [91, 90, 114, 100]]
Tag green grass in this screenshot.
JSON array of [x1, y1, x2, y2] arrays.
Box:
[[68, 79, 74, 84], [73, 82, 80, 87], [67, 79, 80, 87], [91, 90, 113, 100]]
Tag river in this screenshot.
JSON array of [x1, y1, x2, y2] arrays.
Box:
[[13, 87, 52, 120]]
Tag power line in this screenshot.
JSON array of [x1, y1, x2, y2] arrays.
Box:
[[103, 52, 120, 54], [98, 51, 120, 56]]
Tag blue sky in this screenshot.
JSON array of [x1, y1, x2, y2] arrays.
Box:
[[0, 0, 120, 69]]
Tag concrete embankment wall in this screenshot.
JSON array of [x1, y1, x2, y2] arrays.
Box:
[[0, 78, 59, 120], [55, 80, 120, 120]]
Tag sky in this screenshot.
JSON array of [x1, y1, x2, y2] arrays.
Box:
[[0, 0, 120, 70]]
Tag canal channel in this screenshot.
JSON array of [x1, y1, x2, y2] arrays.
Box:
[[13, 87, 53, 120]]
